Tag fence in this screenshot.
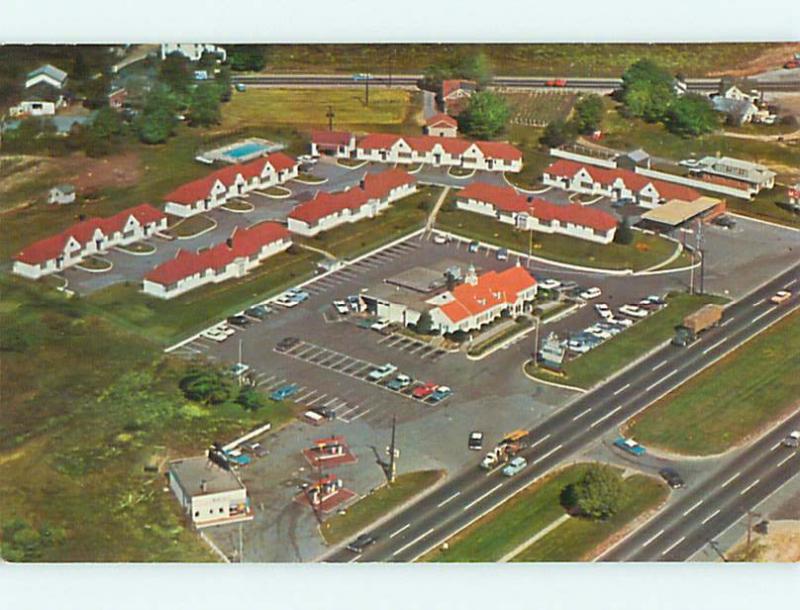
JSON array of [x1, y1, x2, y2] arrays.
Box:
[[549, 147, 618, 169], [634, 167, 753, 200]]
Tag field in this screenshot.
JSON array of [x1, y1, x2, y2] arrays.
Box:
[[503, 91, 577, 127], [425, 464, 666, 562], [321, 470, 443, 545], [528, 293, 728, 389], [626, 309, 800, 456]]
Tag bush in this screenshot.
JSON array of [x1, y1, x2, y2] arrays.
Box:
[[614, 217, 634, 245], [179, 368, 237, 405], [573, 94, 604, 135], [561, 464, 626, 520], [540, 119, 576, 148], [458, 90, 510, 139]]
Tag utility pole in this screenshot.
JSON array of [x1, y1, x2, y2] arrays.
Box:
[[326, 105, 335, 131], [388, 415, 398, 484], [238, 522, 243, 563], [532, 315, 541, 368], [528, 229, 533, 268], [698, 219, 706, 295], [746, 510, 762, 557], [365, 73, 370, 107]]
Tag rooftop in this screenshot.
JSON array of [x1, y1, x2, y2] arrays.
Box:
[[640, 196, 723, 226], [169, 456, 245, 496]]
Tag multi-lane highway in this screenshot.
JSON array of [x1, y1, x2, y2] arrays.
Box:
[[322, 262, 799, 563], [232, 73, 800, 93]]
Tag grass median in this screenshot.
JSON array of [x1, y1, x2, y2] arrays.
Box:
[[625, 309, 800, 456], [527, 292, 727, 389], [321, 470, 444, 546], [467, 316, 533, 357]]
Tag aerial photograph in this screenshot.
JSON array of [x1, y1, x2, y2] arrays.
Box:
[[1, 40, 799, 567]]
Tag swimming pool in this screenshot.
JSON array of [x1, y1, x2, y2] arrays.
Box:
[[227, 142, 269, 159]]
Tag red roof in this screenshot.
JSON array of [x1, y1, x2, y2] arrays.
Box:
[[361, 169, 415, 199], [145, 222, 289, 286], [458, 182, 529, 213], [311, 130, 353, 147], [265, 152, 298, 172], [699, 173, 750, 190], [439, 266, 537, 324], [355, 132, 522, 162], [426, 113, 458, 128], [441, 79, 476, 100], [474, 141, 524, 162]]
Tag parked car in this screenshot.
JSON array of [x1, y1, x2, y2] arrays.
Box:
[[346, 534, 377, 554], [612, 197, 634, 208], [659, 468, 685, 489], [371, 319, 392, 332], [468, 431, 484, 451], [346, 295, 363, 312], [713, 215, 736, 229], [538, 278, 562, 291], [568, 340, 592, 354], [433, 233, 449, 244], [678, 158, 700, 168], [333, 300, 349, 315], [560, 280, 578, 291], [501, 456, 528, 477], [638, 299, 662, 311], [202, 327, 228, 342], [619, 304, 648, 318], [270, 383, 300, 401], [245, 304, 271, 319], [297, 154, 316, 164], [274, 295, 300, 308], [614, 437, 646, 456], [215, 323, 235, 337], [368, 363, 398, 381], [468, 241, 480, 253], [311, 406, 336, 420], [276, 337, 300, 352], [579, 287, 602, 300], [496, 248, 509, 261], [770, 290, 792, 305], [782, 431, 800, 448], [227, 314, 250, 327], [428, 385, 453, 403], [387, 374, 412, 391], [230, 362, 250, 377], [608, 316, 633, 328], [412, 382, 438, 399], [234, 83, 247, 92], [225, 449, 251, 466], [242, 442, 269, 458], [286, 288, 310, 303]]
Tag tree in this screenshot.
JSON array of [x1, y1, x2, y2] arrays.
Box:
[[135, 85, 178, 144], [228, 45, 267, 72], [188, 82, 221, 127], [457, 51, 493, 87], [235, 387, 267, 411], [158, 52, 192, 94], [620, 59, 676, 123], [614, 216, 634, 245], [561, 464, 626, 520], [664, 93, 719, 137], [83, 107, 124, 156], [72, 49, 89, 81], [457, 90, 510, 139], [572, 94, 604, 134], [540, 119, 576, 148], [420, 62, 451, 92], [415, 311, 435, 335], [216, 66, 232, 103], [179, 368, 237, 405]]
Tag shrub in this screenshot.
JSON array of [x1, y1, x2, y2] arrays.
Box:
[[561, 464, 626, 520]]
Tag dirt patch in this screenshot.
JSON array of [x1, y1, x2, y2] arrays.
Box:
[[59, 152, 142, 193], [707, 43, 800, 77], [730, 520, 800, 562]]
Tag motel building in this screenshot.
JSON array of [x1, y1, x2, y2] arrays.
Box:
[[168, 456, 253, 529], [12, 204, 168, 280]]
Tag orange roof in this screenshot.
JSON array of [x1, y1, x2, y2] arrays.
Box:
[[426, 113, 458, 128], [441, 79, 477, 100], [439, 266, 537, 324]]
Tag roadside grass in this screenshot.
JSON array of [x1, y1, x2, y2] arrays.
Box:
[[0, 276, 291, 561], [436, 202, 679, 271], [511, 474, 668, 561], [296, 186, 439, 260], [527, 292, 728, 389], [84, 248, 322, 346], [625, 309, 800, 456], [321, 470, 444, 546], [467, 316, 533, 357]]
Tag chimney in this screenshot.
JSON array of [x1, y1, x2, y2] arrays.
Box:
[[226, 237, 234, 248], [200, 480, 208, 493], [465, 264, 478, 286]]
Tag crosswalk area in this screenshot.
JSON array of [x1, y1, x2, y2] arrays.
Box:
[[376, 333, 448, 361]]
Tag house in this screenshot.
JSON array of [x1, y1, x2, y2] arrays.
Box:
[[424, 113, 458, 138], [160, 43, 227, 62], [9, 65, 69, 118], [25, 64, 68, 90], [717, 83, 758, 104], [712, 96, 759, 126], [108, 87, 127, 110], [168, 456, 252, 529], [287, 169, 416, 237], [456, 181, 618, 244], [310, 130, 355, 157], [47, 184, 76, 205], [164, 152, 299, 217], [12, 204, 167, 280], [542, 159, 702, 209], [615, 148, 651, 170], [440, 79, 477, 115], [691, 156, 776, 193], [143, 222, 292, 299]]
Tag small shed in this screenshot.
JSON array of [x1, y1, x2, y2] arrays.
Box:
[[48, 184, 76, 205], [616, 148, 651, 170]]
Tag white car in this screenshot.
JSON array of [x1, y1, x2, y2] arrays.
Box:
[[579, 287, 602, 300], [202, 328, 228, 342], [568, 341, 591, 354], [274, 296, 300, 308], [298, 154, 316, 164], [609, 316, 633, 328], [782, 431, 800, 448], [433, 233, 449, 244], [679, 158, 699, 168], [333, 300, 349, 315], [368, 363, 398, 381], [371, 319, 392, 332], [539, 279, 562, 291], [619, 304, 648, 318], [214, 323, 236, 337], [589, 328, 613, 340]]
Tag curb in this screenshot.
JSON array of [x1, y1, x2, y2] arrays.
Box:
[[502, 173, 552, 195], [113, 242, 158, 257], [336, 159, 368, 170], [729, 211, 800, 233], [292, 177, 329, 186], [221, 202, 255, 213], [447, 167, 476, 180], [170, 217, 219, 241], [466, 318, 536, 361], [74, 257, 113, 274], [257, 186, 293, 200], [522, 360, 587, 393]]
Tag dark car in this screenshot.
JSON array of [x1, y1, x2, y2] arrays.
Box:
[[468, 431, 484, 451], [346, 533, 377, 554], [245, 305, 271, 319], [612, 197, 634, 208], [227, 315, 251, 327], [276, 337, 300, 352], [311, 406, 336, 420], [713, 215, 737, 229], [659, 467, 685, 489]]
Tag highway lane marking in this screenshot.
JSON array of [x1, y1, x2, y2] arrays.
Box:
[[652, 360, 667, 371], [683, 500, 704, 516], [720, 318, 734, 328], [702, 509, 721, 524], [721, 472, 741, 488], [752, 298, 765, 307], [777, 453, 796, 468], [347, 555, 360, 563], [786, 279, 797, 288], [770, 441, 782, 451], [641, 529, 665, 548], [613, 383, 630, 396], [530, 434, 551, 449], [572, 408, 592, 421], [389, 523, 411, 539], [533, 444, 563, 465], [645, 369, 677, 392], [590, 406, 623, 428], [752, 306, 777, 323], [392, 528, 435, 557], [463, 483, 503, 511], [661, 536, 686, 557], [739, 479, 760, 495], [436, 491, 461, 508], [702, 337, 728, 354]]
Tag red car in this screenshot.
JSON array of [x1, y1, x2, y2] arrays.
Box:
[[412, 382, 438, 400], [546, 79, 568, 87]]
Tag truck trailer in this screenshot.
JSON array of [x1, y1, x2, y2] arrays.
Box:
[[672, 304, 724, 346], [480, 430, 530, 470]]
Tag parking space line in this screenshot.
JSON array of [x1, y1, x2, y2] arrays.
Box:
[[265, 378, 286, 390], [305, 393, 327, 406], [256, 375, 277, 387], [348, 408, 372, 422], [323, 397, 339, 407]]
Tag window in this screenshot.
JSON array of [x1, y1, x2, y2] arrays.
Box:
[[194, 511, 199, 517], [219, 507, 224, 514]]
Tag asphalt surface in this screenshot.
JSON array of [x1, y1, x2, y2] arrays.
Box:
[[322, 262, 800, 562]]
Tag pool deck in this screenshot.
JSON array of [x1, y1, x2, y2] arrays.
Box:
[[199, 137, 285, 164]]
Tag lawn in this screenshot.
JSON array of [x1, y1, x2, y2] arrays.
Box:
[[511, 474, 668, 561], [297, 186, 439, 260], [321, 470, 444, 545], [505, 91, 577, 127], [436, 203, 680, 271], [528, 293, 728, 389], [626, 309, 800, 456], [163, 214, 216, 238], [85, 248, 322, 346]]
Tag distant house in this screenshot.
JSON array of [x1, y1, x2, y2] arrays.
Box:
[[712, 97, 759, 126], [440, 79, 477, 115], [615, 148, 651, 170], [25, 64, 68, 90], [47, 184, 76, 205], [161, 43, 227, 62], [108, 88, 127, 110], [424, 113, 458, 138], [691, 156, 776, 193]]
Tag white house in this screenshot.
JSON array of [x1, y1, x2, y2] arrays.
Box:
[[161, 43, 227, 62], [48, 184, 76, 205], [142, 222, 292, 299], [424, 113, 458, 138], [168, 456, 252, 529], [441, 79, 477, 115], [12, 204, 167, 280], [692, 156, 776, 192], [164, 153, 299, 217], [25, 64, 68, 90]]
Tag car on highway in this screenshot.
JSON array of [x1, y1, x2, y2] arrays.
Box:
[[614, 437, 646, 456], [371, 318, 392, 332], [659, 467, 685, 489], [346, 533, 377, 554], [368, 363, 398, 381], [539, 278, 562, 291], [276, 337, 300, 352], [782, 431, 800, 448], [468, 431, 484, 450], [227, 314, 251, 327], [468, 240, 480, 253], [412, 381, 438, 399], [770, 290, 792, 305], [496, 248, 509, 261], [270, 384, 300, 401], [428, 385, 453, 403], [545, 79, 567, 87], [619, 304, 648, 318], [387, 374, 412, 391], [245, 304, 271, 319], [332, 300, 349, 315], [501, 456, 528, 477], [202, 327, 229, 342], [580, 287, 602, 300]]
